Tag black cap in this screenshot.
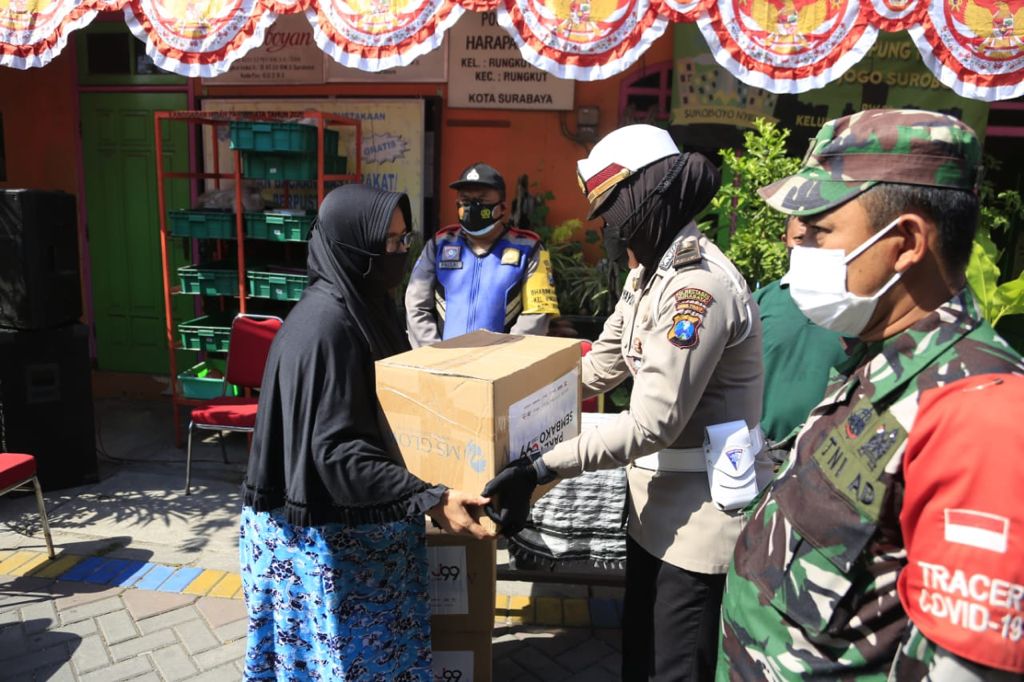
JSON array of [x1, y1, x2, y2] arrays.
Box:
[[449, 163, 505, 195]]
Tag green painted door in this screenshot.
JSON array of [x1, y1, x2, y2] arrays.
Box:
[[80, 92, 191, 373]]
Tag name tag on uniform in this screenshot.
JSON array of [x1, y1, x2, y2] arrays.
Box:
[[501, 248, 521, 266], [440, 244, 462, 269]]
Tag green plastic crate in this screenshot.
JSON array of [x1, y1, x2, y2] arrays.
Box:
[[177, 262, 239, 296], [245, 211, 315, 242], [168, 210, 237, 240], [247, 267, 309, 302], [229, 121, 339, 155], [242, 154, 348, 181], [177, 359, 240, 399], [178, 314, 235, 353]]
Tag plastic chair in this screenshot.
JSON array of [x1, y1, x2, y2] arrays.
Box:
[[186, 313, 283, 495], [0, 453, 55, 559]]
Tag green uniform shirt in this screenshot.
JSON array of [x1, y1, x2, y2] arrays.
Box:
[[718, 289, 1024, 680], [753, 280, 847, 444]]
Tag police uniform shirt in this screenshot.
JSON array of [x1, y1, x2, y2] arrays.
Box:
[[542, 222, 766, 573]]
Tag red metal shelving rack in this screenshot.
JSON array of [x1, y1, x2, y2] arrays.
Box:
[[154, 109, 363, 446]]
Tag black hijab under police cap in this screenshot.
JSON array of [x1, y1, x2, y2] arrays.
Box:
[[601, 152, 720, 279], [243, 184, 445, 526]]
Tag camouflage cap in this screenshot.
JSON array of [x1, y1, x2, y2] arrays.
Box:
[[758, 109, 982, 217]]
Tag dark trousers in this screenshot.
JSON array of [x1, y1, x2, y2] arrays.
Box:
[[621, 535, 726, 682]]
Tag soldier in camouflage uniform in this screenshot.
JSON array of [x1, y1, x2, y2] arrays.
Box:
[[718, 109, 1024, 680]]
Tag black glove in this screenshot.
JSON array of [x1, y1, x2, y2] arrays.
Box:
[[482, 456, 554, 536]]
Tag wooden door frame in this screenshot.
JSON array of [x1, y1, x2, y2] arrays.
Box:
[[72, 30, 198, 363]]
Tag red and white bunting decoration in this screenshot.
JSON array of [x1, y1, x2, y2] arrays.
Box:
[[307, 0, 464, 71], [125, 0, 277, 77], [695, 0, 879, 93], [3, 0, 1024, 101], [0, 0, 126, 68], [495, 0, 669, 80], [909, 0, 1024, 101]]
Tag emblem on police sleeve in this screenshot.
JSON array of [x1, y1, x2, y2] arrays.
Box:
[[668, 288, 713, 349]]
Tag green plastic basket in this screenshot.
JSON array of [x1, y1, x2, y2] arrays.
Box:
[[247, 267, 309, 302], [229, 121, 340, 155], [177, 263, 239, 297], [242, 154, 348, 181], [178, 359, 240, 399], [167, 210, 237, 240], [178, 313, 235, 353], [244, 211, 315, 242]]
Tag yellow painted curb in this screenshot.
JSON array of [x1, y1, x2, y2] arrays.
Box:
[[183, 569, 226, 596], [563, 598, 590, 628], [10, 552, 50, 577], [0, 551, 39, 575], [507, 595, 534, 625], [535, 596, 563, 626], [208, 573, 242, 599], [28, 554, 85, 579]]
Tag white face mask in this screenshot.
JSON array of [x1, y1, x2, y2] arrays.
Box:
[[781, 217, 902, 336]]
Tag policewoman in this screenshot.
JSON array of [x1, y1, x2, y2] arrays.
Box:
[[404, 162, 560, 346], [483, 125, 768, 681]]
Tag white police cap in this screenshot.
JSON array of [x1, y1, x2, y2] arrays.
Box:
[[576, 124, 681, 220]]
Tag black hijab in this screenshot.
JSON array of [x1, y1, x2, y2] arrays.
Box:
[[307, 183, 412, 359], [243, 185, 445, 527], [601, 152, 721, 278]]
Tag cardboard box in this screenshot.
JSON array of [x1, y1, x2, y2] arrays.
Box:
[[432, 629, 492, 682], [377, 331, 582, 530], [427, 529, 497, 633]]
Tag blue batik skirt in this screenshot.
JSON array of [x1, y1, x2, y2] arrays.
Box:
[[239, 506, 432, 681]]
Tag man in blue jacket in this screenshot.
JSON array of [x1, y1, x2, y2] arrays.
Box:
[[405, 162, 559, 346]]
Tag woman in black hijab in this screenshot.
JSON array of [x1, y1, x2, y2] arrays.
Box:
[[240, 184, 493, 681]]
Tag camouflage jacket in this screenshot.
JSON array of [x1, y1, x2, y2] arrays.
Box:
[[718, 288, 1024, 680]]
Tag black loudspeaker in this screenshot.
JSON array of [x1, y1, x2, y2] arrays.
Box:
[[0, 324, 98, 491], [0, 189, 82, 330]]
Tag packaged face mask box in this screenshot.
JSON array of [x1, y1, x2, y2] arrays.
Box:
[[426, 527, 497, 633], [376, 330, 582, 532]]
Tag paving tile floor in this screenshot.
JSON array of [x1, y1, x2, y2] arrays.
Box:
[[0, 397, 625, 680]]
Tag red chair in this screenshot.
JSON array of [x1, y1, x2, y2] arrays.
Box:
[[186, 313, 283, 495], [0, 453, 55, 559]]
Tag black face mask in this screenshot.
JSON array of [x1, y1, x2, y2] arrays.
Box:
[[365, 252, 408, 289], [458, 200, 502, 236], [602, 222, 630, 268]]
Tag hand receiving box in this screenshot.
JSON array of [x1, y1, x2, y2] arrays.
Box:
[[376, 331, 582, 531]]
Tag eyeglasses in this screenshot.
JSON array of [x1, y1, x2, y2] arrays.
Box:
[[387, 231, 414, 248]]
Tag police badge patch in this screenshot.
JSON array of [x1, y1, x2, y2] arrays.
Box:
[[501, 248, 521, 266], [442, 245, 461, 261], [667, 288, 714, 349]]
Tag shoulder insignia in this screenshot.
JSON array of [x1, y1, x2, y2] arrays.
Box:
[[667, 287, 714, 350], [672, 237, 703, 269], [501, 247, 521, 266]]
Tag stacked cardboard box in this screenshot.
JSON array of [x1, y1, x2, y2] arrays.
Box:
[[378, 330, 583, 682], [427, 529, 497, 681]]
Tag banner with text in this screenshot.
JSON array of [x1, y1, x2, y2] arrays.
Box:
[[448, 12, 574, 111]]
